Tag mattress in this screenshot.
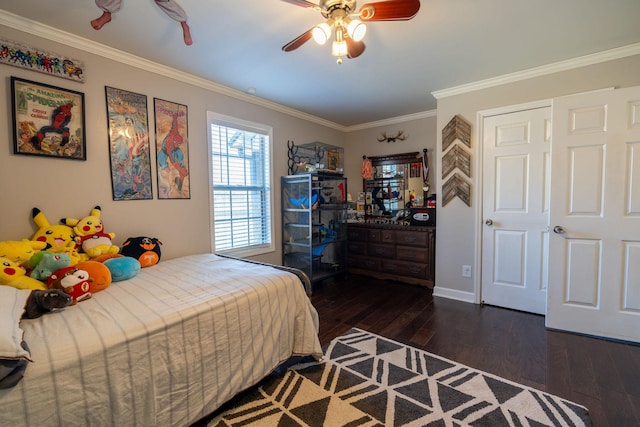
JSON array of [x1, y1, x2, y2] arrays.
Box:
[[0, 253, 322, 426]]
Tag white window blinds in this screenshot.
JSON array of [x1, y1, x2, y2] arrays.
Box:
[[208, 114, 272, 254]]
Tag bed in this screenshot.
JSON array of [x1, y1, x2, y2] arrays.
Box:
[[0, 253, 323, 426]]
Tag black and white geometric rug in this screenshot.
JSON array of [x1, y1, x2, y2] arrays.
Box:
[[209, 328, 591, 426]]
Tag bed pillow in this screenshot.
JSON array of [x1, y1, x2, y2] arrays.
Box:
[[0, 286, 32, 360]]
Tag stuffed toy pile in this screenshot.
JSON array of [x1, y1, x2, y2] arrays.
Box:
[[1, 205, 161, 318]]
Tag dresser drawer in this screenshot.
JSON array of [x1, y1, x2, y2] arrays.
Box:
[[348, 227, 368, 241], [396, 246, 428, 262], [349, 254, 381, 271], [346, 224, 435, 287], [382, 259, 427, 279], [394, 230, 428, 247], [368, 228, 381, 242], [380, 229, 395, 244], [348, 240, 367, 255], [368, 243, 395, 258]]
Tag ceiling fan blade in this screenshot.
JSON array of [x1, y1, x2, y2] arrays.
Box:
[[280, 0, 318, 8], [346, 38, 366, 59], [282, 29, 313, 52], [359, 0, 420, 21]]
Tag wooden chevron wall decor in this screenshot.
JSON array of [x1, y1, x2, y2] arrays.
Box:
[[441, 144, 471, 178], [442, 115, 471, 151], [442, 172, 471, 207], [441, 114, 472, 206]]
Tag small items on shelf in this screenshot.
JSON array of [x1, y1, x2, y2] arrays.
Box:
[[287, 141, 344, 176]]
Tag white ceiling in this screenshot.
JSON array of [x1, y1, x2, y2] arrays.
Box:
[[2, 0, 640, 128]]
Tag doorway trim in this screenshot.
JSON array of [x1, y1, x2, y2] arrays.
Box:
[[473, 99, 552, 305]]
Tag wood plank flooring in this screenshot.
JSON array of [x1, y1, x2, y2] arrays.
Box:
[[311, 275, 640, 427]]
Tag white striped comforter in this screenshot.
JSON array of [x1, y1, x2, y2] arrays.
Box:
[[0, 254, 322, 427]]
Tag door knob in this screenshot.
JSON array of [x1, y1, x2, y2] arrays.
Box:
[[553, 226, 565, 234], [485, 219, 493, 226]]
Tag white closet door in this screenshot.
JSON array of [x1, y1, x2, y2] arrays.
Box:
[[481, 107, 551, 315], [547, 86, 640, 342]]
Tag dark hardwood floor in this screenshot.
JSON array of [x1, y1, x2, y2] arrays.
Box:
[[311, 274, 640, 427]]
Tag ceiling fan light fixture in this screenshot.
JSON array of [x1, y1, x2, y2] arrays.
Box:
[[312, 22, 332, 45], [332, 39, 348, 57], [282, 0, 421, 63], [347, 19, 366, 42]]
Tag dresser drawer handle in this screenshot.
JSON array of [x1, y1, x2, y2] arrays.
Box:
[[403, 237, 417, 243], [375, 248, 385, 255]]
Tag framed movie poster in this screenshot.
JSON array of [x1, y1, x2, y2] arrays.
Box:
[[153, 98, 190, 199], [105, 86, 153, 200], [11, 77, 86, 160]]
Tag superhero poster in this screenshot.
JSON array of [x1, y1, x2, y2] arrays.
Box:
[[11, 77, 86, 160], [105, 86, 153, 201], [153, 98, 190, 199]]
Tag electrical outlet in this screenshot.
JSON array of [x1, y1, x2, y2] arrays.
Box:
[[462, 265, 472, 278]]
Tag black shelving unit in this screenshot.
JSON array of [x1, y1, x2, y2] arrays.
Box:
[[282, 173, 348, 286]]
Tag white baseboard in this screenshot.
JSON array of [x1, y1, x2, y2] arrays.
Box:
[[432, 286, 476, 304]]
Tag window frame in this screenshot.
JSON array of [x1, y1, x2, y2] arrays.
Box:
[[207, 111, 275, 257]]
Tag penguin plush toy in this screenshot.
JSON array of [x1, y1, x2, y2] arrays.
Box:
[[119, 237, 162, 268]]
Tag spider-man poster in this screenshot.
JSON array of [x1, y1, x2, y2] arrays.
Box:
[[11, 77, 86, 160], [105, 86, 153, 200], [153, 98, 190, 199]]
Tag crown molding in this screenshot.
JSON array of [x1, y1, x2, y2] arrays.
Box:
[[0, 10, 346, 131], [5, 10, 635, 131], [432, 42, 640, 100], [345, 109, 437, 132]]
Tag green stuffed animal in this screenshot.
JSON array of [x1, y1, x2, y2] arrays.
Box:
[[29, 251, 72, 281], [0, 257, 47, 290]]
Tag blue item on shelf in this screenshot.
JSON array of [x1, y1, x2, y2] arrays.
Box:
[[312, 225, 336, 257], [288, 191, 319, 209], [312, 242, 331, 257]]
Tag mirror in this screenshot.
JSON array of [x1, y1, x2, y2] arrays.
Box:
[[362, 152, 424, 217]]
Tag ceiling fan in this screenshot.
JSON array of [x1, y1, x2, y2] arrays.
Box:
[[281, 0, 420, 64]]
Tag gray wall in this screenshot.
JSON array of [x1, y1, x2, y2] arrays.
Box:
[[433, 54, 640, 301], [0, 24, 344, 265], [343, 114, 438, 198]]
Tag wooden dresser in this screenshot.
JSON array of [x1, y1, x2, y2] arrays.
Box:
[[347, 223, 435, 288]]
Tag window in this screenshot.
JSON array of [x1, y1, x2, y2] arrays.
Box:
[[207, 112, 273, 255]]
